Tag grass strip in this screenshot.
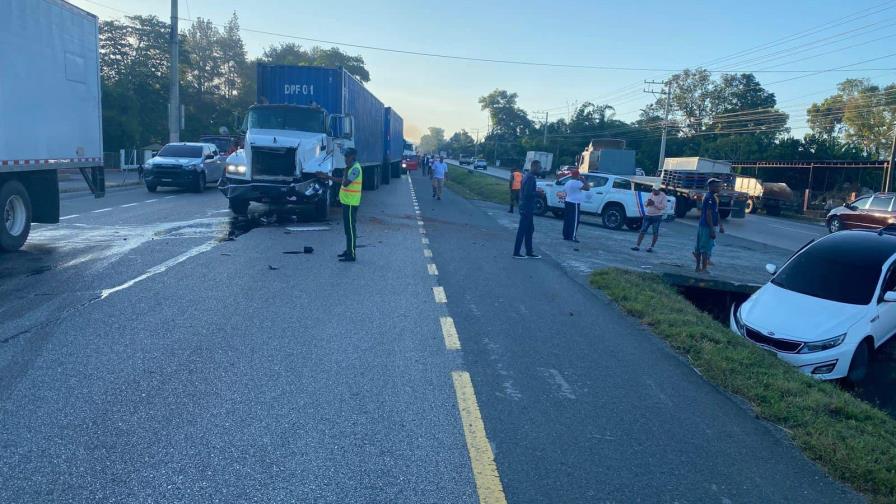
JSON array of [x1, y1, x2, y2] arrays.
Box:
[[444, 165, 509, 206], [590, 268, 896, 503]]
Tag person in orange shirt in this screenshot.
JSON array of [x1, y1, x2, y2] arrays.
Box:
[[509, 167, 523, 213]]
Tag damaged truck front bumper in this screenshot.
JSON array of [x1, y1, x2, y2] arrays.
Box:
[[219, 177, 329, 204]]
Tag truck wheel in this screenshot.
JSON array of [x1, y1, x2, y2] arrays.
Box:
[[228, 198, 250, 216], [674, 197, 690, 218], [602, 203, 625, 230], [146, 183, 158, 193], [382, 163, 391, 185], [718, 209, 731, 220], [1, 180, 32, 252], [534, 197, 548, 216], [194, 172, 206, 193], [745, 198, 757, 214]]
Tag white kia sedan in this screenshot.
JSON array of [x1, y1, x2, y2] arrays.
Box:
[[731, 229, 896, 383]]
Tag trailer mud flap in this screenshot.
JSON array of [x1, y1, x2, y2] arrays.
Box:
[[79, 166, 105, 198]]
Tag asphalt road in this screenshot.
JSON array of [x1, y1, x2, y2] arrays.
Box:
[[0, 177, 860, 502]]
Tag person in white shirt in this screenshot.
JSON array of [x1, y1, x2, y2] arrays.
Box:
[[431, 156, 448, 200], [562, 170, 590, 242], [632, 184, 668, 252]]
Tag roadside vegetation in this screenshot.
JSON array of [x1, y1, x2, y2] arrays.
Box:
[[444, 165, 508, 206], [591, 268, 896, 502]]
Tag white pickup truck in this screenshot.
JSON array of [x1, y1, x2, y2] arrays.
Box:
[[535, 173, 676, 230]]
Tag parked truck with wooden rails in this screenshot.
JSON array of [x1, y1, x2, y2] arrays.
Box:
[[734, 175, 796, 216], [660, 157, 748, 219], [0, 0, 105, 251]]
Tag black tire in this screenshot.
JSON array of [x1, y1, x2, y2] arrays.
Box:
[[846, 339, 872, 385], [534, 197, 548, 217], [382, 163, 391, 185], [602, 203, 626, 230], [745, 198, 757, 214], [0, 180, 32, 252], [626, 219, 642, 231], [828, 216, 842, 233], [146, 183, 158, 193], [765, 205, 781, 216], [391, 162, 400, 179], [228, 198, 250, 216], [194, 172, 206, 193], [674, 197, 690, 218], [718, 209, 731, 220]]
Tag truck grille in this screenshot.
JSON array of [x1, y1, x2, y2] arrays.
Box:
[[744, 326, 803, 353], [252, 147, 296, 179]]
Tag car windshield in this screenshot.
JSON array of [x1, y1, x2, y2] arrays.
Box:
[[772, 245, 881, 305], [157, 144, 202, 158], [246, 107, 326, 133]]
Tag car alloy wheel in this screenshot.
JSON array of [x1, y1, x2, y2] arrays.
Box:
[[828, 216, 841, 233], [846, 339, 872, 384]]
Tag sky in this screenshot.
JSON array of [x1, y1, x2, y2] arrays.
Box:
[[71, 0, 896, 143]]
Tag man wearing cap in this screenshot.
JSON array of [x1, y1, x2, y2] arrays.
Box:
[[694, 178, 725, 272], [562, 170, 590, 242], [329, 147, 362, 262], [632, 184, 667, 252]]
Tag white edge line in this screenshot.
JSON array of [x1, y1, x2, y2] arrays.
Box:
[[59, 214, 79, 220], [91, 208, 111, 213], [100, 241, 217, 299], [120, 203, 139, 208]]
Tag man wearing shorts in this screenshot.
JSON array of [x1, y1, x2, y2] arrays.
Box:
[[631, 185, 667, 252], [694, 178, 725, 272]]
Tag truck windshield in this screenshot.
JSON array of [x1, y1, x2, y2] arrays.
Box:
[[158, 145, 203, 158], [246, 107, 326, 133]]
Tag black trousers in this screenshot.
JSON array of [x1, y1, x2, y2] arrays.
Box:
[[343, 204, 358, 258], [562, 202, 580, 240], [513, 212, 534, 255]]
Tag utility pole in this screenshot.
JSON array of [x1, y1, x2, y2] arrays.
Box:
[[168, 0, 180, 143], [887, 128, 896, 192], [543, 111, 549, 146], [645, 80, 673, 173], [471, 128, 480, 158]]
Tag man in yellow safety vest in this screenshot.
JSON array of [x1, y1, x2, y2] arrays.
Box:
[[332, 147, 362, 262]]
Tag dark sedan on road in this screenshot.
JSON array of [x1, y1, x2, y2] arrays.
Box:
[[827, 193, 896, 233], [144, 142, 225, 193]]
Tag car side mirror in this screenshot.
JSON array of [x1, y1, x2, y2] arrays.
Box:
[[765, 263, 777, 275], [205, 154, 214, 160], [884, 291, 896, 302]]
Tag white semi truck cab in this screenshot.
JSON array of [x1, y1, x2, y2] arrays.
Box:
[[219, 104, 353, 219]]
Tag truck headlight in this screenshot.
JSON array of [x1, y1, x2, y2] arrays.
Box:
[[227, 164, 247, 174], [799, 333, 846, 353]]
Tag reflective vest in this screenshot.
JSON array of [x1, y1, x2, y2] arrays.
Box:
[[511, 172, 522, 190], [339, 162, 363, 206]]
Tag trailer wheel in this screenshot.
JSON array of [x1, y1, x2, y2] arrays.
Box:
[[228, 198, 250, 216], [765, 205, 781, 216], [745, 198, 757, 214], [718, 209, 731, 220], [1, 180, 32, 252]]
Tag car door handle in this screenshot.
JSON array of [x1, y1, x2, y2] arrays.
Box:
[[593, 191, 603, 194]]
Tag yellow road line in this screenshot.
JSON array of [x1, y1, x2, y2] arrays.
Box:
[[440, 316, 461, 350], [424, 248, 432, 258], [433, 286, 447, 303], [452, 371, 507, 504], [428, 263, 438, 275]]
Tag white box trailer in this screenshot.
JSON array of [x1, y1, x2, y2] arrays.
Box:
[[662, 157, 732, 173], [0, 0, 104, 251], [523, 151, 553, 173]]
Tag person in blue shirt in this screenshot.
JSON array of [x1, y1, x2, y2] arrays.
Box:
[[694, 178, 725, 273]]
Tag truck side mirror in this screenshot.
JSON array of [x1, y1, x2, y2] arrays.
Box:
[[342, 116, 354, 140]]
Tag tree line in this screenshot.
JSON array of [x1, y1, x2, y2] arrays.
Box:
[[425, 69, 895, 191], [99, 14, 370, 152]]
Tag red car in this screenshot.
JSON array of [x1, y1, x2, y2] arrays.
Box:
[[401, 155, 419, 171], [827, 193, 896, 233]]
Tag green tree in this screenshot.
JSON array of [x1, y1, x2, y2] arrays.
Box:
[[808, 79, 896, 158], [260, 42, 370, 83], [447, 130, 476, 157], [418, 127, 446, 154]]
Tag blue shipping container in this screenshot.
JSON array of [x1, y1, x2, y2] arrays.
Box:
[[383, 107, 404, 164], [256, 64, 385, 168]]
